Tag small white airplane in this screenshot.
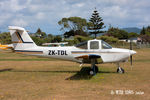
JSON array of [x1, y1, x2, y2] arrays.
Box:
[[8, 26, 136, 75]]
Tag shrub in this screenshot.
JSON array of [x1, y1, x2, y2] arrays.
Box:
[[97, 36, 119, 43], [75, 35, 91, 42]]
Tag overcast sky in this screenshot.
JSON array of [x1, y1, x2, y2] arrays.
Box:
[[0, 0, 150, 35]]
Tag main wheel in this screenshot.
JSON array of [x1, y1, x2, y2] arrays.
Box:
[[89, 65, 98, 75], [117, 68, 125, 74], [89, 69, 94, 75]]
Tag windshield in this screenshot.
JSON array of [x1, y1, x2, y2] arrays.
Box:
[[76, 41, 87, 49], [102, 41, 112, 49]]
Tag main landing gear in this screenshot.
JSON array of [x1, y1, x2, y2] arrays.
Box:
[[89, 59, 98, 76], [89, 65, 98, 75], [116, 63, 125, 74]]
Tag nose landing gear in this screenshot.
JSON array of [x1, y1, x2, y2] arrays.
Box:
[[117, 63, 125, 74]]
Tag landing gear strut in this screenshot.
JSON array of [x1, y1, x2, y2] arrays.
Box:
[[116, 63, 124, 74], [89, 59, 98, 75]]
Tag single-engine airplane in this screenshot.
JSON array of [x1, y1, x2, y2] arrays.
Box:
[[8, 26, 136, 75]]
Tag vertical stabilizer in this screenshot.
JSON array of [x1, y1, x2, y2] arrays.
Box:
[[8, 26, 37, 50]]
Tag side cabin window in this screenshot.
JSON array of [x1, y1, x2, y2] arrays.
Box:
[[102, 41, 112, 49], [76, 41, 87, 49], [90, 41, 99, 49]]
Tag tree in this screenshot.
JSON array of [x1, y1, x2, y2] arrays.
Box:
[[88, 8, 105, 38], [52, 35, 62, 42], [140, 34, 150, 43], [140, 27, 146, 35], [146, 26, 150, 32], [35, 28, 46, 38], [0, 32, 11, 44], [63, 30, 74, 38], [58, 17, 89, 37], [47, 34, 53, 38], [106, 27, 128, 39], [140, 26, 150, 43], [63, 30, 87, 38], [97, 36, 119, 43], [31, 36, 44, 45], [36, 28, 42, 33], [128, 32, 139, 38], [145, 26, 150, 36]]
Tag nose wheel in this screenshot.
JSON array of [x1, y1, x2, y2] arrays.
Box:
[[116, 63, 125, 74], [117, 67, 124, 73]]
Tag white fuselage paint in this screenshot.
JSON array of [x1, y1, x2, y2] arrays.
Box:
[[25, 46, 133, 64], [8, 26, 136, 65]]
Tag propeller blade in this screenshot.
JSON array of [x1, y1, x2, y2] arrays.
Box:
[[130, 40, 133, 70], [130, 40, 132, 50], [130, 55, 132, 66]]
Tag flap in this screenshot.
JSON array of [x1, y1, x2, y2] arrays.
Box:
[[75, 54, 101, 59]]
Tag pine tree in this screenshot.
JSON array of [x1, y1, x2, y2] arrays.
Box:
[[89, 8, 105, 38], [35, 28, 46, 38], [36, 28, 42, 33], [140, 27, 146, 35]]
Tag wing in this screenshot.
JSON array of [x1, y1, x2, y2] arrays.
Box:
[[75, 54, 103, 64]]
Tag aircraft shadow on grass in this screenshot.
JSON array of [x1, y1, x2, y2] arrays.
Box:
[[0, 67, 116, 80], [65, 67, 116, 80], [0, 68, 13, 72]]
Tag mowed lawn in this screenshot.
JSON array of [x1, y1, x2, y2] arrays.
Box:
[[0, 49, 149, 100]]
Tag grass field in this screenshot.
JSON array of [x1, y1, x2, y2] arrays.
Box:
[[0, 48, 150, 100]]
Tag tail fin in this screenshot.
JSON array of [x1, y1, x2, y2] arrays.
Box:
[[8, 26, 37, 50]]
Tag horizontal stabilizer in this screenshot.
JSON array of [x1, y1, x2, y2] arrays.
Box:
[[8, 26, 24, 31]]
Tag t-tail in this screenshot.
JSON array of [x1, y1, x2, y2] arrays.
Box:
[[8, 26, 38, 53]]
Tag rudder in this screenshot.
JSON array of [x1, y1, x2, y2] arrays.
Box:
[[8, 26, 37, 50]]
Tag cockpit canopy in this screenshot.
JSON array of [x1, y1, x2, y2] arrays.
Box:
[[76, 41, 88, 49], [76, 39, 112, 50], [101, 40, 112, 49]]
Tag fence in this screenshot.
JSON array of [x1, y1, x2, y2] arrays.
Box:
[[136, 42, 150, 49], [109, 42, 150, 49]]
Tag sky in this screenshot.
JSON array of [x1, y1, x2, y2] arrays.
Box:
[[0, 0, 150, 35]]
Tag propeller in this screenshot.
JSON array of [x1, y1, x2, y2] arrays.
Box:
[[130, 54, 132, 65], [130, 40, 133, 70]]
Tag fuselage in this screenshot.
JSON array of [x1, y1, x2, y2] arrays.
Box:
[[8, 26, 136, 64], [15, 45, 136, 64]]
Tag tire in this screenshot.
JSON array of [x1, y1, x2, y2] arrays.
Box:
[[89, 69, 94, 75], [89, 65, 98, 75], [117, 68, 125, 74]]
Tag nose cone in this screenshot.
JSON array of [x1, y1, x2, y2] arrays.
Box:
[[130, 50, 136, 55]]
